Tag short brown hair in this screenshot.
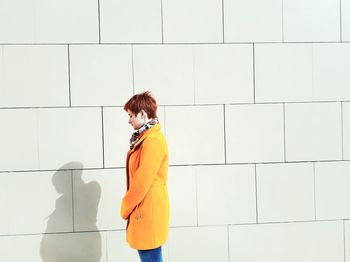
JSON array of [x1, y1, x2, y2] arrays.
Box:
[[124, 91, 158, 119]]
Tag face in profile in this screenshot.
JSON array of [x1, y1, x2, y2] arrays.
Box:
[[127, 109, 146, 130]]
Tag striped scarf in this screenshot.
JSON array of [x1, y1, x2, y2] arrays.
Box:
[[129, 118, 159, 150]]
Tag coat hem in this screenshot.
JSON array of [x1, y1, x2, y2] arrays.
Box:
[[127, 239, 167, 251]]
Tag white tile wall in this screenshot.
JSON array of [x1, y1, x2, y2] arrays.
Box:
[[134, 44, 254, 105], [255, 43, 313, 103], [0, 236, 10, 261], [103, 106, 166, 168], [224, 0, 283, 42], [225, 104, 284, 163], [343, 0, 350, 41], [0, 234, 43, 261], [165, 105, 225, 165], [196, 164, 256, 225], [162, 0, 223, 43], [256, 43, 350, 103], [193, 44, 254, 104], [0, 109, 39, 171], [315, 161, 350, 220], [0, 45, 69, 107], [285, 102, 342, 161], [167, 166, 197, 227], [0, 0, 99, 43], [41, 231, 107, 262], [0, 0, 36, 43], [168, 226, 228, 262], [69, 45, 133, 106], [256, 162, 315, 223], [0, 108, 103, 171], [37, 108, 103, 170], [73, 168, 126, 231], [133, 45, 194, 105], [100, 0, 162, 43], [313, 43, 350, 101], [229, 220, 344, 262], [344, 102, 350, 160], [283, 0, 340, 42], [103, 107, 132, 168], [8, 170, 72, 235], [0, 233, 104, 262]]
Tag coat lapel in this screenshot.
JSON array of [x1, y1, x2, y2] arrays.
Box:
[[125, 124, 161, 190]]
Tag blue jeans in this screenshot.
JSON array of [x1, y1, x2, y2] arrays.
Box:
[[137, 246, 163, 262]]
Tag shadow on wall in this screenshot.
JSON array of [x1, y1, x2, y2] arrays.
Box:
[[40, 162, 102, 262]]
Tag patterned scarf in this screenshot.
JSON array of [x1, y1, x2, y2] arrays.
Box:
[[129, 118, 159, 150]]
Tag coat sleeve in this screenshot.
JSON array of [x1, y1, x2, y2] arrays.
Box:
[[120, 136, 165, 220]]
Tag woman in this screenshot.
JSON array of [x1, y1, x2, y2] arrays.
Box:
[[120, 91, 170, 262]]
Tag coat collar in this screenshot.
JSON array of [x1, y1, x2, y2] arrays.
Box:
[[128, 123, 161, 154]]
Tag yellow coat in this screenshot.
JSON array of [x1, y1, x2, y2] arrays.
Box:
[[120, 123, 170, 250]]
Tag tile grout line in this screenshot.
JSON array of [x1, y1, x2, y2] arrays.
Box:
[[0, 41, 349, 46], [341, 102, 344, 160], [131, 45, 135, 95], [98, 0, 101, 44], [192, 44, 196, 104], [227, 224, 230, 261], [313, 162, 316, 220], [344, 219, 346, 262], [195, 169, 199, 226], [282, 0, 284, 42], [1, 158, 350, 174], [255, 164, 258, 223], [340, 0, 343, 42], [101, 107, 105, 168], [223, 104, 227, 164], [252, 43, 256, 104], [163, 106, 167, 137], [36, 108, 41, 170], [222, 0, 225, 43], [67, 45, 72, 107], [2, 100, 350, 110], [160, 0, 164, 44], [311, 44, 315, 103], [283, 103, 286, 162], [106, 232, 109, 262], [1, 218, 349, 238], [71, 170, 75, 232]]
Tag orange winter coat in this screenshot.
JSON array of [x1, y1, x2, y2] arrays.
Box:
[[120, 123, 170, 250]]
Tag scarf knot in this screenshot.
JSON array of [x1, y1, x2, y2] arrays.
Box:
[[129, 118, 159, 150]]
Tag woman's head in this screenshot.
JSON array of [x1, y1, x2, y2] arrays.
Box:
[[124, 91, 158, 130]]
